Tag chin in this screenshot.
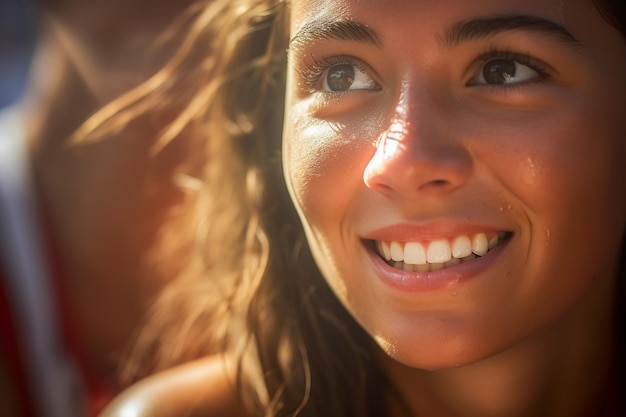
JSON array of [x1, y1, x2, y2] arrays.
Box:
[[375, 331, 509, 372]]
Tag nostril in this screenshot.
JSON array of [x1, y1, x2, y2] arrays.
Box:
[[422, 178, 449, 187], [417, 178, 454, 193], [365, 180, 395, 195]]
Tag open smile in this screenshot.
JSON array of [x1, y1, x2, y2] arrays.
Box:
[[373, 232, 512, 273]]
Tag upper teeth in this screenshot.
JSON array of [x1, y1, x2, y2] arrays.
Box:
[[377, 232, 504, 267]]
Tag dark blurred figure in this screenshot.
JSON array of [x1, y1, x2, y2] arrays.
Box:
[[0, 0, 38, 107], [0, 0, 210, 416]]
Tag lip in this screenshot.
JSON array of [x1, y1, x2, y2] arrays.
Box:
[[362, 222, 512, 292]]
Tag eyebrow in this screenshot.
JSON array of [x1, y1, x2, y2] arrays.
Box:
[[442, 14, 582, 47], [289, 13, 583, 55], [289, 19, 382, 54]]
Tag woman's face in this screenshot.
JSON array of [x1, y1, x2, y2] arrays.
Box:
[[283, 0, 626, 369]]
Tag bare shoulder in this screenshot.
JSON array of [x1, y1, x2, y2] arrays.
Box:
[[98, 355, 249, 417]]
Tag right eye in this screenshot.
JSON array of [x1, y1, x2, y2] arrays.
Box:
[[321, 62, 378, 92]]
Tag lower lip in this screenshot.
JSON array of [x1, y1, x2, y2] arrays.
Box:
[[364, 238, 510, 292]]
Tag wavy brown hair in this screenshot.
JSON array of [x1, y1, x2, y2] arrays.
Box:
[[68, 0, 292, 385]]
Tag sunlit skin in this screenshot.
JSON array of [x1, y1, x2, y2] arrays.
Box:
[[283, 0, 626, 415]]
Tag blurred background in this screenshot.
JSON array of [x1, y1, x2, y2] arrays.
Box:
[[0, 0, 38, 109]]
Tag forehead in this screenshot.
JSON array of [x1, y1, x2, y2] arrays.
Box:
[[289, 0, 600, 40]]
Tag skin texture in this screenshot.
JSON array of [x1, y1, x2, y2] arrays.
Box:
[[284, 0, 626, 415]]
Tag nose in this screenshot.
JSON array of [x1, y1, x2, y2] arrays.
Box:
[[363, 89, 472, 199]]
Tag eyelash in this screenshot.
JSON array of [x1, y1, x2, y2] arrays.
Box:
[[296, 48, 553, 93], [468, 47, 553, 85], [298, 54, 370, 93]]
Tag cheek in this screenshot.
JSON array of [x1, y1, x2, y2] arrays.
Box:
[[284, 120, 341, 222], [283, 107, 383, 300], [283, 111, 376, 225], [477, 97, 626, 221], [477, 97, 626, 313], [541, 110, 626, 272]]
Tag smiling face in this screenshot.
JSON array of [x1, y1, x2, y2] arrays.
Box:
[[282, 0, 626, 370]]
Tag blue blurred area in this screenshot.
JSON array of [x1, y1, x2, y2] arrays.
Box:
[[0, 0, 38, 108]]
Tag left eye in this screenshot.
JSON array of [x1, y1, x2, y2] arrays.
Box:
[[470, 58, 539, 86], [322, 63, 378, 92]]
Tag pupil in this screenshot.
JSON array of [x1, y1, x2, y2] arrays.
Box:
[[483, 59, 516, 84], [327, 64, 355, 91]]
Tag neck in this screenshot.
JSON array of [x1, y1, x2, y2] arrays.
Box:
[[381, 271, 617, 417]]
